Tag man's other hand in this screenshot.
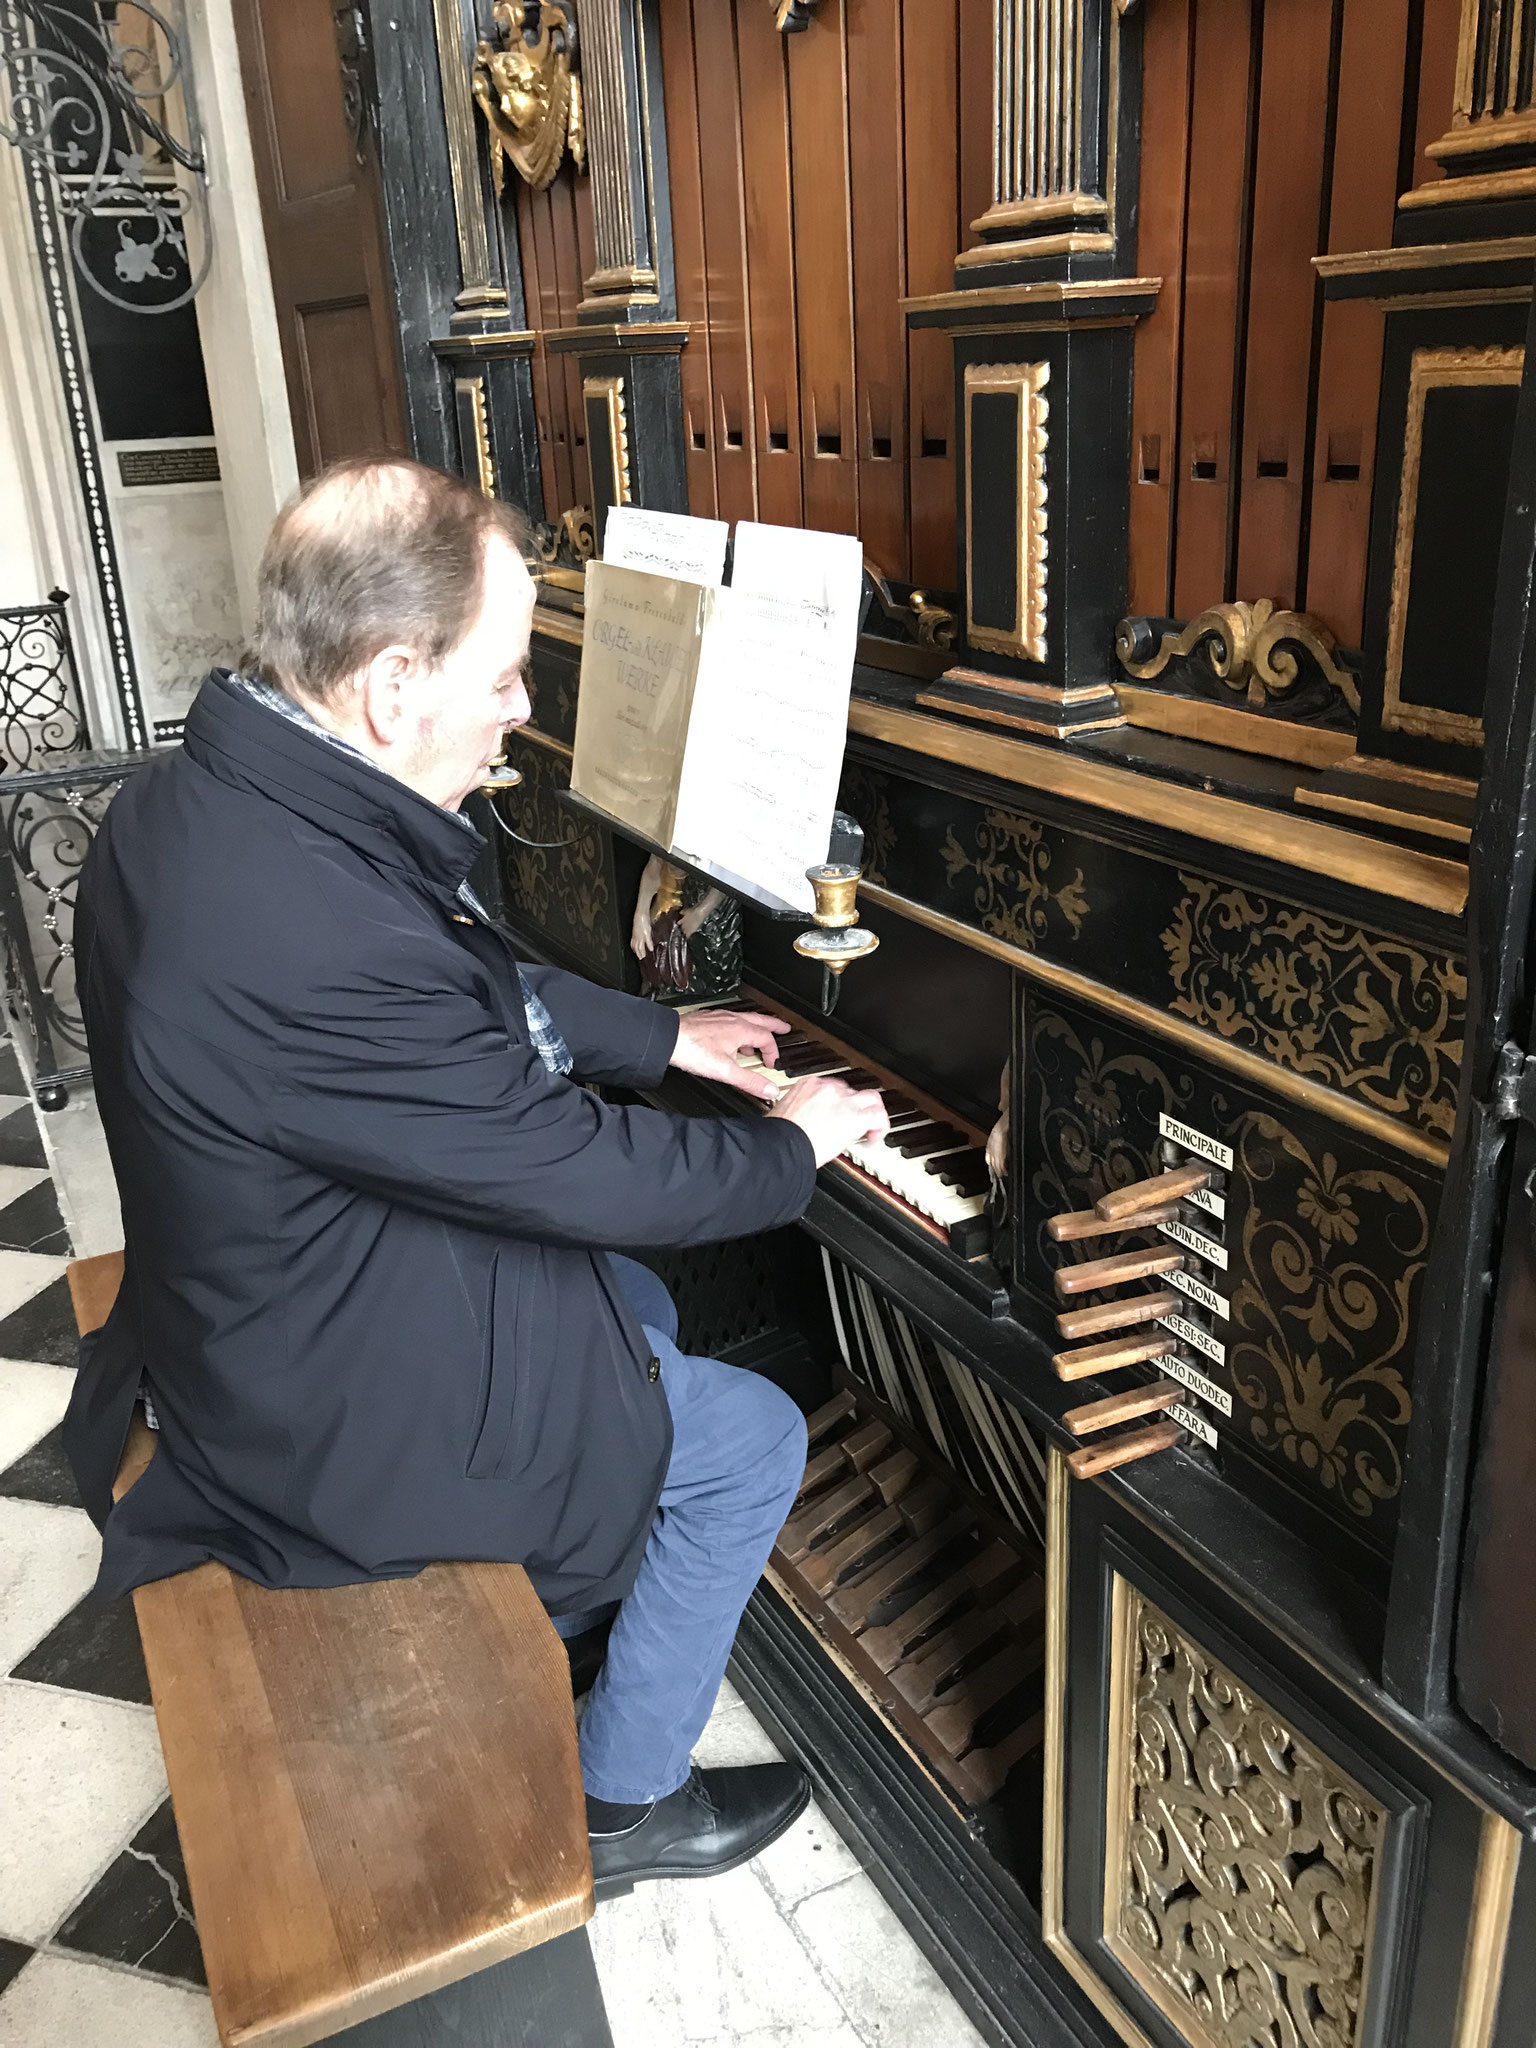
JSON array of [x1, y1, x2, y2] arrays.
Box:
[[669, 1009, 791, 1102], [767, 1076, 890, 1168]]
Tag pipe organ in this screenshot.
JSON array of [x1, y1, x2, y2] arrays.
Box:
[[361, 1, 1536, 2040]]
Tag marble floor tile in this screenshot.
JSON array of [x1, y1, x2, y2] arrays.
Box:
[[0, 1278, 80, 1369], [54, 1799, 204, 1987], [0, 1182, 68, 1258], [0, 1946, 28, 2002], [0, 1682, 165, 1944], [0, 1107, 46, 1173], [694, 1688, 785, 1770], [0, 1169, 50, 1213], [0, 1254, 68, 1326], [11, 1591, 149, 1707], [0, 1424, 78, 1509], [0, 1951, 218, 2046], [0, 1499, 100, 1675], [751, 1797, 863, 1913], [0, 1358, 73, 1475], [791, 1872, 987, 2048], [591, 1860, 861, 2048], [0, 1042, 24, 1096]]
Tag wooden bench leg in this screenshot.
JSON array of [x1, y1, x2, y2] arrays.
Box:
[[319, 1928, 613, 2047]]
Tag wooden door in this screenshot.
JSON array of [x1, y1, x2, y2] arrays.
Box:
[[230, 0, 408, 477]]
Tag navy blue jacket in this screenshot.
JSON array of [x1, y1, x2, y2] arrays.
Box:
[[64, 671, 816, 1607]]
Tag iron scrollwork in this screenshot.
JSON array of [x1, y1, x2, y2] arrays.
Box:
[[0, 756, 149, 1109], [0, 0, 211, 313], [0, 597, 89, 770]]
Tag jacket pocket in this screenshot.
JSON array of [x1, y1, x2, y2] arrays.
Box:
[[466, 1251, 525, 1479]]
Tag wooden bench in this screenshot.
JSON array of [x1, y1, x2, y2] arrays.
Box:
[[69, 1252, 612, 2048]]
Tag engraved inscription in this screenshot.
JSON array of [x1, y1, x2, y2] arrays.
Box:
[[1169, 1267, 1229, 1321], [1159, 1349, 1233, 1415], [1159, 1112, 1233, 1169], [1159, 1217, 1228, 1271], [1169, 1401, 1217, 1446], [1158, 1312, 1226, 1371]]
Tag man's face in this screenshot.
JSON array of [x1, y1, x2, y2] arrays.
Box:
[[403, 535, 535, 808]]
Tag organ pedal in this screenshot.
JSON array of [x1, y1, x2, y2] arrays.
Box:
[[773, 1386, 1046, 1809]]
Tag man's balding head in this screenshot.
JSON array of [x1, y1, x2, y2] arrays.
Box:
[[250, 457, 530, 707], [248, 458, 536, 811]]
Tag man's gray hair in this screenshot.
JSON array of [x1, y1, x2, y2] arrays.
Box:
[[248, 458, 530, 705]]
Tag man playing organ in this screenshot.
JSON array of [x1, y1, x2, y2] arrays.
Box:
[[62, 455, 890, 1898]]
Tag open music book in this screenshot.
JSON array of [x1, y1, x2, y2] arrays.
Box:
[[570, 514, 864, 916]]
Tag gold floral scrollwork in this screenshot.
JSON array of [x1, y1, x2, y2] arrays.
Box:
[[472, 0, 585, 196], [497, 734, 614, 967], [837, 765, 897, 888], [1117, 598, 1361, 715], [940, 807, 1088, 952], [1230, 1113, 1426, 1522], [1106, 1583, 1386, 2048], [1161, 874, 1466, 1140]]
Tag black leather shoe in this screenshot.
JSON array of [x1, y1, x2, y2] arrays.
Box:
[[589, 1763, 810, 1899]]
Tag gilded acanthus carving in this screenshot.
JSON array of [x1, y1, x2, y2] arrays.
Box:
[[862, 561, 958, 651], [472, 0, 585, 195], [1230, 1114, 1425, 1525], [1117, 600, 1360, 722], [531, 505, 596, 570], [940, 809, 1087, 952], [1109, 1586, 1386, 2048], [1160, 875, 1465, 1140]]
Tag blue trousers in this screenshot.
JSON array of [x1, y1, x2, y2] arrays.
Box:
[[556, 1255, 808, 1805]]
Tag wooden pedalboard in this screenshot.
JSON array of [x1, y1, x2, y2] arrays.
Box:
[[770, 1385, 1046, 1810]]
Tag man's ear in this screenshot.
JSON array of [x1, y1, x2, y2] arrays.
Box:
[[357, 645, 419, 748]]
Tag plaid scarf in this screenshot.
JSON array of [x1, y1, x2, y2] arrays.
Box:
[[231, 676, 572, 1078]]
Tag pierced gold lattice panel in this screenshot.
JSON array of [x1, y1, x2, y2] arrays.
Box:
[[1103, 1582, 1385, 2048]]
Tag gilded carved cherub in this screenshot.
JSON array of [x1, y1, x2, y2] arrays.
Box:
[[472, 0, 585, 196]]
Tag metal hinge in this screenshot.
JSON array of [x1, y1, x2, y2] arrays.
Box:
[[1491, 1040, 1536, 1124]]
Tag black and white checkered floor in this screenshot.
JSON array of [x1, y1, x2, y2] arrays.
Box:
[[0, 1042, 986, 2048], [0, 1042, 218, 2045]]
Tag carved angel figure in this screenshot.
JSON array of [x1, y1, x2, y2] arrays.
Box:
[[472, 0, 585, 196], [632, 855, 742, 1005]]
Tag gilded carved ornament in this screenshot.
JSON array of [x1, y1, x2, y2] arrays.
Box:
[[1117, 599, 1361, 718], [472, 0, 585, 196], [770, 0, 825, 27]]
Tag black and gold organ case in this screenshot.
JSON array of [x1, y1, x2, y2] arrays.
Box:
[[357, 2, 1536, 2042]]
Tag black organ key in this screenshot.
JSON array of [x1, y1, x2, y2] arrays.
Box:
[[927, 1153, 990, 1197], [892, 1125, 969, 1158], [881, 1093, 918, 1117], [779, 1047, 850, 1077]]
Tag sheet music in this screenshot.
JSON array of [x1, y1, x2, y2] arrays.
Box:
[[603, 505, 729, 587], [671, 525, 863, 913]]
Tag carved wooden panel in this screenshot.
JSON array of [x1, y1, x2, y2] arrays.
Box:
[[1104, 1582, 1387, 2048]]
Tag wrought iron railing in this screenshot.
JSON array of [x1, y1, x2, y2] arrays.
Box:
[[0, 750, 152, 1109], [0, 593, 90, 767], [0, 594, 154, 1106]]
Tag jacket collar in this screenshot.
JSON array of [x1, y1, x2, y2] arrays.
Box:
[[183, 670, 484, 903]]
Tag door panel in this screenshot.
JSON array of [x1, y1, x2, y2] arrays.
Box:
[[231, 0, 408, 476]]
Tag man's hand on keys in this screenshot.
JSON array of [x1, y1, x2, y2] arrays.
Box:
[[669, 1009, 790, 1101], [767, 1075, 890, 1168]]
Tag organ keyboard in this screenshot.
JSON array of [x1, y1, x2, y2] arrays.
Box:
[[720, 999, 995, 1260]]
